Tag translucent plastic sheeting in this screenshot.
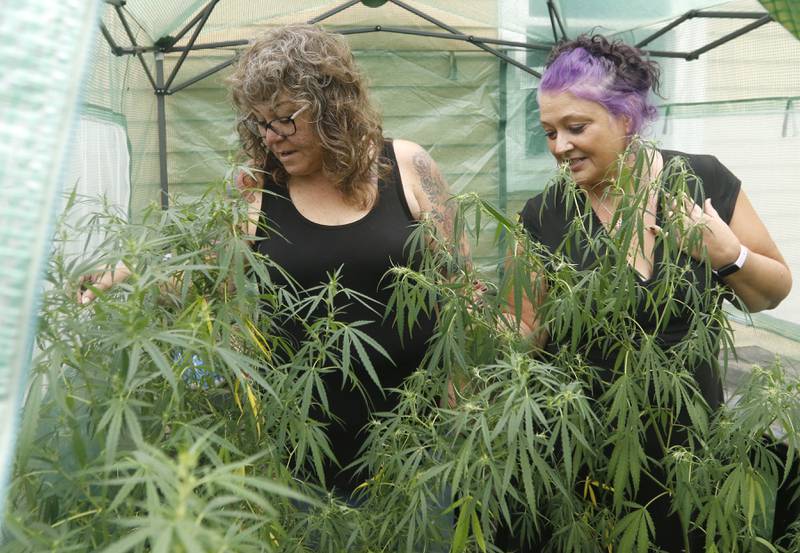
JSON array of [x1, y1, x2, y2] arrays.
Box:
[[508, 0, 800, 331], [93, 0, 797, 230], [61, 114, 131, 263], [129, 0, 501, 48], [654, 109, 800, 325], [639, 0, 800, 331], [108, 0, 718, 47], [510, 0, 719, 40], [620, 0, 800, 105], [0, 0, 100, 519]]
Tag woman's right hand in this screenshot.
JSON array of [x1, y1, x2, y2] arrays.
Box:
[[77, 263, 130, 305]]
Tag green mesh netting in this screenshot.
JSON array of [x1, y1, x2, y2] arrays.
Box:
[[0, 0, 100, 518]]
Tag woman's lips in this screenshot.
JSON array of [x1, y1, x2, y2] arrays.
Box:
[[567, 157, 587, 170]]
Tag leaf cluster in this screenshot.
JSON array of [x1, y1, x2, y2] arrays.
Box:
[[3, 152, 800, 552]]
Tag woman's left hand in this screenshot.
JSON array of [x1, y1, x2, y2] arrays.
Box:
[[666, 195, 742, 270], [651, 189, 791, 312]]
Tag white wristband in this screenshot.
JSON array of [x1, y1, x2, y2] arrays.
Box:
[[714, 244, 748, 278]]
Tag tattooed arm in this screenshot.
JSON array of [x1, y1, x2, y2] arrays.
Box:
[[393, 140, 475, 405], [393, 139, 468, 260]]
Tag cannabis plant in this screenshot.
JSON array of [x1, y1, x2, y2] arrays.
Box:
[[356, 146, 800, 552], [2, 147, 799, 552]]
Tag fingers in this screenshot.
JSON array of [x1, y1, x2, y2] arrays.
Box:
[[447, 379, 457, 408], [76, 270, 112, 305], [235, 171, 257, 203], [77, 273, 91, 302], [77, 274, 97, 305], [703, 198, 720, 220], [678, 193, 702, 220], [79, 287, 97, 305], [235, 170, 258, 191], [665, 192, 708, 227], [234, 170, 246, 190]]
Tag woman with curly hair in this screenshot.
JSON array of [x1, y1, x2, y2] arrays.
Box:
[[228, 24, 458, 500], [500, 35, 793, 551]]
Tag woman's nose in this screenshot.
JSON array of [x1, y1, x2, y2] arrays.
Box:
[[262, 126, 284, 147], [553, 135, 573, 155]]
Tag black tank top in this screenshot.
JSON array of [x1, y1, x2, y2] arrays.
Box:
[[255, 140, 436, 493]]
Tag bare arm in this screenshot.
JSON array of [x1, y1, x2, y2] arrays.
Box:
[[234, 165, 264, 240], [393, 139, 468, 261], [504, 242, 549, 349], [670, 190, 791, 312], [410, 149, 455, 236], [394, 139, 549, 347], [712, 191, 791, 312], [78, 171, 263, 306]]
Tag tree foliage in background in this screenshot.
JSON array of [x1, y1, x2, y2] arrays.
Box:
[[2, 151, 800, 551]]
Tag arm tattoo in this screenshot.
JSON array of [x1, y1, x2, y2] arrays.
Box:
[[412, 150, 453, 230], [411, 149, 471, 266]]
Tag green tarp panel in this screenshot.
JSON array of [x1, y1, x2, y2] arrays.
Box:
[[760, 0, 800, 39]]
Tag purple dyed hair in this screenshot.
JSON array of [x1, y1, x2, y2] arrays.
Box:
[[538, 35, 661, 135]]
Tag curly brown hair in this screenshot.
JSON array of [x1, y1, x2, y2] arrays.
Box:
[[227, 24, 387, 207]]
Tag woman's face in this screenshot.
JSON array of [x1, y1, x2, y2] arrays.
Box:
[[251, 95, 324, 179], [538, 91, 630, 189]]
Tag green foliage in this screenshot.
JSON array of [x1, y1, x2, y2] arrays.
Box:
[[3, 149, 800, 552]]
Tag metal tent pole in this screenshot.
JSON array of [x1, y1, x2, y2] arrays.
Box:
[[164, 0, 220, 91], [686, 15, 771, 60], [497, 58, 508, 265], [636, 9, 772, 53], [112, 4, 156, 89], [339, 26, 551, 52], [160, 24, 552, 89], [170, 56, 237, 94], [172, 4, 212, 45], [100, 0, 778, 218], [636, 11, 695, 48], [387, 0, 541, 77], [164, 39, 248, 53], [546, 0, 567, 42], [308, 0, 361, 24], [99, 21, 123, 55], [155, 52, 169, 209]]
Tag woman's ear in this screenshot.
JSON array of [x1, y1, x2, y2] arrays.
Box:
[[622, 114, 633, 134]]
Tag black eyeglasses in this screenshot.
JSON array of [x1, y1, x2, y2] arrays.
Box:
[[242, 105, 307, 138]]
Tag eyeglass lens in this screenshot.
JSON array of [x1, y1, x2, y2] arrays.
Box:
[[246, 117, 295, 138]]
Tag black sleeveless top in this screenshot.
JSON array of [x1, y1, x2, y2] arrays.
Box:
[[520, 150, 742, 409], [255, 140, 436, 493]]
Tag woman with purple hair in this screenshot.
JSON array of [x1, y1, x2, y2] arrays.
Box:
[[503, 35, 792, 551]]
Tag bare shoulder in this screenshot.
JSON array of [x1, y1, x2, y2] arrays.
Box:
[[390, 139, 424, 220], [390, 139, 457, 236], [391, 139, 450, 217], [393, 139, 438, 186], [392, 138, 427, 165]]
